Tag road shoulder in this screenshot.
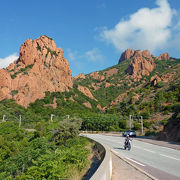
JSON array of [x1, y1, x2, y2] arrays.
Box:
[[111, 151, 153, 180]]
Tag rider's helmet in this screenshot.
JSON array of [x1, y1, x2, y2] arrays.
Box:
[[126, 134, 129, 137]]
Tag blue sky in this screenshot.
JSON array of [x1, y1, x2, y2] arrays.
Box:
[[0, 0, 180, 76]]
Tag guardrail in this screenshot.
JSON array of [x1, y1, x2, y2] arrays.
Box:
[[82, 134, 112, 180], [90, 142, 112, 180]]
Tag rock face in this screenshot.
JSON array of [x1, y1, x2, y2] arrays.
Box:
[[74, 73, 86, 79], [103, 68, 118, 78], [158, 121, 180, 142], [150, 72, 177, 86], [0, 35, 73, 107], [83, 102, 92, 109], [77, 85, 96, 100], [118, 49, 171, 81], [89, 72, 105, 81], [158, 53, 170, 60], [119, 49, 135, 62], [125, 50, 156, 80], [150, 75, 161, 86]]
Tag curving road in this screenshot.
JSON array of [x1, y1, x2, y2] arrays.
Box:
[[83, 134, 180, 180]]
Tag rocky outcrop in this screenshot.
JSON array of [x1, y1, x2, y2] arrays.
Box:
[[89, 72, 105, 81], [83, 102, 92, 109], [158, 121, 180, 142], [161, 72, 176, 82], [150, 75, 161, 86], [74, 73, 86, 79], [119, 49, 135, 62], [118, 49, 171, 81], [158, 53, 170, 60], [119, 49, 170, 62], [0, 35, 73, 107], [104, 82, 111, 88], [126, 50, 156, 80], [97, 104, 106, 111], [77, 85, 96, 100], [103, 68, 118, 78], [150, 72, 177, 86]]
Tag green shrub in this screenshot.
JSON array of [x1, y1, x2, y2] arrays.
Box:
[[160, 119, 168, 126], [10, 90, 18, 96], [145, 130, 157, 136], [156, 81, 164, 88]]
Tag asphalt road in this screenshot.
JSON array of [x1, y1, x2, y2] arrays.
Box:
[[83, 134, 180, 180]]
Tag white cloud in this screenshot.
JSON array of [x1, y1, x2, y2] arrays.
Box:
[[66, 48, 105, 64], [101, 0, 175, 53], [0, 53, 18, 69], [85, 48, 105, 63]]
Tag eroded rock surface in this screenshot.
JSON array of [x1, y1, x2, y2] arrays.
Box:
[[0, 35, 73, 107]]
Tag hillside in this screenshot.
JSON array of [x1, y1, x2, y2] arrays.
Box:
[[0, 37, 180, 141], [73, 49, 180, 140], [74, 49, 179, 110]]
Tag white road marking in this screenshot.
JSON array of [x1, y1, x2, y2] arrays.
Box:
[[160, 154, 180, 161], [134, 146, 155, 153], [143, 148, 155, 153], [126, 157, 146, 166]]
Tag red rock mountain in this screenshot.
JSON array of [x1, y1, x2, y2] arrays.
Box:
[[119, 49, 170, 81], [0, 35, 73, 107]]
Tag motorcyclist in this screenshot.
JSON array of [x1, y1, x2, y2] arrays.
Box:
[[124, 134, 131, 146], [124, 134, 132, 150]]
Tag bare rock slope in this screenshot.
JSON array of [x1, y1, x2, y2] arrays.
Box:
[[0, 35, 73, 107]]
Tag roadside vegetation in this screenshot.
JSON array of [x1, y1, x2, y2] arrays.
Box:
[[0, 117, 93, 179]]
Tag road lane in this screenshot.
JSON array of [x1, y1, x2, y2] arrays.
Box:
[[83, 134, 180, 180]]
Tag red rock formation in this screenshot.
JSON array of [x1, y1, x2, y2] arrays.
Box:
[[150, 71, 177, 86], [119, 49, 156, 81], [83, 102, 92, 109], [161, 72, 176, 82], [74, 73, 86, 79], [97, 104, 106, 111], [90, 72, 105, 81], [119, 49, 170, 62], [91, 82, 101, 91], [119, 49, 135, 62], [104, 82, 111, 88], [0, 35, 73, 107], [150, 75, 161, 86], [158, 53, 170, 60], [77, 85, 96, 100], [103, 68, 118, 78], [126, 50, 156, 81], [119, 49, 171, 81]]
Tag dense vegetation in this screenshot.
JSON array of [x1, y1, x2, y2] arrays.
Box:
[[1, 59, 180, 135], [0, 118, 92, 179], [74, 59, 132, 107]]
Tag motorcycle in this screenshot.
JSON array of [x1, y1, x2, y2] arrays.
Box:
[[124, 139, 131, 150]]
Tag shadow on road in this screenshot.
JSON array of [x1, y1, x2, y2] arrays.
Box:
[[113, 147, 125, 150]]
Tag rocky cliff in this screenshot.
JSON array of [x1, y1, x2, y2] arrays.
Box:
[[0, 35, 73, 107], [119, 49, 170, 81]]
